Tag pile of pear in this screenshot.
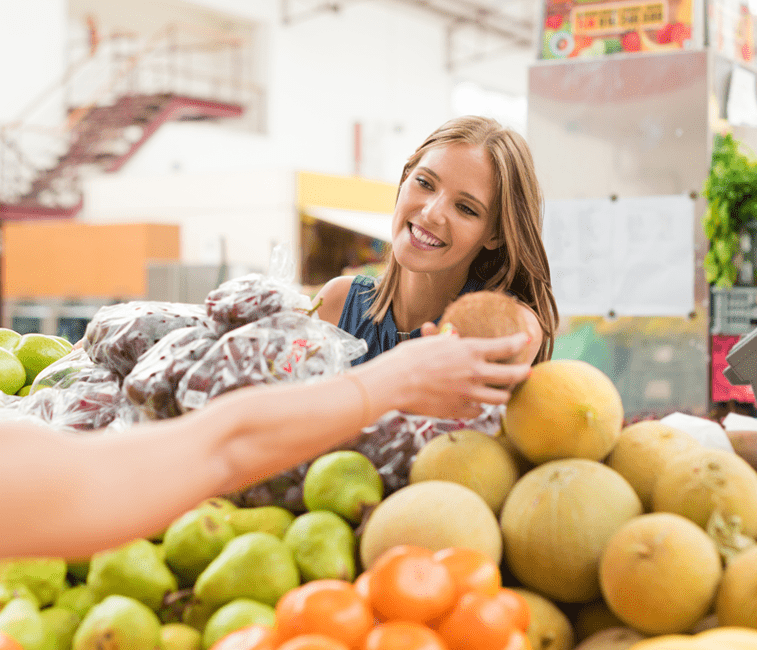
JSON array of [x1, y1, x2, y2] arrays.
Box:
[[0, 450, 392, 650]]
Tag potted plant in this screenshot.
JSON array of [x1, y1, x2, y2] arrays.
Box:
[[703, 133, 757, 288]]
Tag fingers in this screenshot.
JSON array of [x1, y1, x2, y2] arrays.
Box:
[[420, 322, 439, 337], [476, 361, 531, 389], [470, 332, 530, 363]]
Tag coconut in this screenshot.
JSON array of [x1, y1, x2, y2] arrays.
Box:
[[359, 480, 503, 570], [512, 588, 574, 650], [409, 429, 520, 512], [715, 544, 757, 627], [439, 290, 525, 339], [505, 359, 623, 464], [605, 420, 701, 511], [598, 512, 722, 636], [574, 627, 647, 650], [651, 446, 757, 537], [500, 459, 642, 603]]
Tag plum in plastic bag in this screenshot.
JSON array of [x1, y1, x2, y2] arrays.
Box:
[[205, 243, 313, 334], [123, 325, 219, 420], [176, 311, 367, 413], [17, 379, 141, 432], [83, 301, 211, 378], [205, 273, 313, 333]]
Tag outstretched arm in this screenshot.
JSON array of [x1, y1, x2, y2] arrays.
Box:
[[1, 332, 530, 559]]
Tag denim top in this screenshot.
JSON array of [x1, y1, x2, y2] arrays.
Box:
[[337, 274, 487, 366]]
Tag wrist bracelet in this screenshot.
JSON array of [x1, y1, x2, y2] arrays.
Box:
[[345, 373, 371, 425]]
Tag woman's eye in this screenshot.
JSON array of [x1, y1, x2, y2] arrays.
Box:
[[416, 176, 432, 189], [458, 204, 478, 216]]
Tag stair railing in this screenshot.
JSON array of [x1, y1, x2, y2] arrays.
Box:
[[0, 20, 265, 209]]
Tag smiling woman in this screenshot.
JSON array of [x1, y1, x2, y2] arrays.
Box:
[[314, 115, 558, 366]]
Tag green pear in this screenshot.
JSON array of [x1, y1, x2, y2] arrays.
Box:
[[303, 451, 383, 523], [193, 532, 299, 609], [195, 498, 237, 515], [160, 623, 202, 650], [163, 508, 236, 587], [0, 328, 21, 351], [87, 539, 178, 611], [0, 558, 67, 607], [201, 599, 275, 650], [0, 598, 56, 650], [39, 606, 81, 650], [224, 506, 296, 539], [72, 595, 162, 650], [55, 584, 98, 620], [283, 511, 356, 582], [0, 582, 41, 609]]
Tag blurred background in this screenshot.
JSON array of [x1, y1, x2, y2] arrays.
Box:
[[3, 0, 757, 420]]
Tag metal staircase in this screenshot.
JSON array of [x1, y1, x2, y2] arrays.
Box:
[[0, 23, 263, 221]]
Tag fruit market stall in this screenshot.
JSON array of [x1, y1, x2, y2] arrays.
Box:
[[4, 263, 757, 648]]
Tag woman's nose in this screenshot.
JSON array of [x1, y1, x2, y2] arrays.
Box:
[[421, 194, 446, 223]]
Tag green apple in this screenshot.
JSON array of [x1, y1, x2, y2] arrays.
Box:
[[13, 333, 72, 385], [0, 328, 21, 351], [0, 347, 26, 395]]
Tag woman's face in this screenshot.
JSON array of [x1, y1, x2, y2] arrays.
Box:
[[392, 142, 500, 278]]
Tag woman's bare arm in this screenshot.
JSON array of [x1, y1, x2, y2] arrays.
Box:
[[1, 331, 530, 559]]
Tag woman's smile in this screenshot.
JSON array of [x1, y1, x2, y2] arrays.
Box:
[[409, 223, 446, 249]]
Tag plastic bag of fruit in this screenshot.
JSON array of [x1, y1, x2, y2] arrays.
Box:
[[122, 324, 220, 420], [82, 301, 213, 379], [205, 245, 314, 334], [176, 311, 368, 413], [16, 379, 142, 432]]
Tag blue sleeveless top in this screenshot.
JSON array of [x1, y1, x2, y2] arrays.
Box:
[[338, 274, 487, 366]]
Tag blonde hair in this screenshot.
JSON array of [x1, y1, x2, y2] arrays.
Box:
[[368, 115, 559, 363]]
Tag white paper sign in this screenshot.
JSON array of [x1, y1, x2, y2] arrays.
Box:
[[542, 195, 695, 317]]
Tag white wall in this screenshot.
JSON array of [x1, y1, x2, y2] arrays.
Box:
[[0, 1, 67, 124]]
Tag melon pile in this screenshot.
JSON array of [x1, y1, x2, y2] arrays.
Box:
[[493, 359, 757, 648]]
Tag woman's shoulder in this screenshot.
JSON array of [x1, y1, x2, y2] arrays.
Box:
[[313, 275, 359, 325]]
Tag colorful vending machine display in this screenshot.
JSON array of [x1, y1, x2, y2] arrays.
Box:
[[541, 0, 694, 59]]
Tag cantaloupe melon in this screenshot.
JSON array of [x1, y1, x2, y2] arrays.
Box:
[[409, 429, 520, 512], [629, 627, 757, 649], [505, 359, 623, 464], [652, 446, 757, 537], [512, 588, 574, 650], [359, 480, 503, 570], [605, 420, 701, 511], [716, 544, 757, 628], [575, 627, 647, 650], [500, 458, 642, 603], [599, 512, 722, 636]]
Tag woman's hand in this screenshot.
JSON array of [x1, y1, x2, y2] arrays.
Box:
[[355, 332, 531, 421]]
